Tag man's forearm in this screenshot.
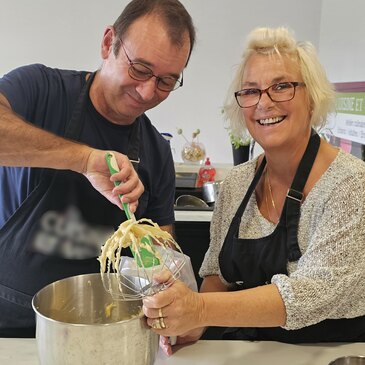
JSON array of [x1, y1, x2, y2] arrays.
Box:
[[0, 100, 91, 173]]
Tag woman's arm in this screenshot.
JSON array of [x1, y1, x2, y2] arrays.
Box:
[[273, 159, 365, 330], [200, 283, 285, 328], [143, 279, 285, 338]]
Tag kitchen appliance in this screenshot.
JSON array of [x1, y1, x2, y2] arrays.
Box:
[[202, 181, 222, 205], [175, 172, 198, 188], [32, 273, 159, 365]]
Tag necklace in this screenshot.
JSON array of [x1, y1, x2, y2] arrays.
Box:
[[265, 168, 280, 223]]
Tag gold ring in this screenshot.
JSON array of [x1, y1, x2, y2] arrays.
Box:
[[159, 316, 166, 329], [151, 318, 162, 330], [158, 307, 163, 318]]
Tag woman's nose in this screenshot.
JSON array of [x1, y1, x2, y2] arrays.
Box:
[[257, 91, 275, 109]]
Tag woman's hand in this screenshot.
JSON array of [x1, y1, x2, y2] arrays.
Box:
[[142, 279, 206, 339], [159, 327, 205, 357], [83, 149, 144, 211]]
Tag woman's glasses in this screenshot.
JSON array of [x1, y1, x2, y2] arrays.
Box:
[[235, 82, 306, 108]]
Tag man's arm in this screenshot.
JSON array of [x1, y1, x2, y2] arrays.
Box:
[[0, 93, 144, 210], [160, 224, 174, 235], [0, 93, 91, 172]]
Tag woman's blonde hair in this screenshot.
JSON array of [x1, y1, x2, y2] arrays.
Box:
[[224, 27, 335, 138]]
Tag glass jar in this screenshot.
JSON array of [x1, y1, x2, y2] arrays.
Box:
[[181, 142, 206, 164]]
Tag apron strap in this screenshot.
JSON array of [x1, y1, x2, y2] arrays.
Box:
[[233, 157, 266, 221], [224, 157, 266, 241], [65, 71, 141, 172], [65, 72, 96, 140], [127, 119, 140, 172], [285, 130, 321, 261], [228, 130, 320, 262]]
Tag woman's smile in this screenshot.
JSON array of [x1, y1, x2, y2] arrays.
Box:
[[257, 115, 286, 126]]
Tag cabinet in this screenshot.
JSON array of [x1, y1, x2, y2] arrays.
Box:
[[174, 220, 210, 289], [175, 219, 225, 340]]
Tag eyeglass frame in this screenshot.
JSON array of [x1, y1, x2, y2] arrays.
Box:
[[234, 81, 306, 108], [119, 39, 184, 92]]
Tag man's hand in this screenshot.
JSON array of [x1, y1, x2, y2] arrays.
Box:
[[83, 149, 144, 211]]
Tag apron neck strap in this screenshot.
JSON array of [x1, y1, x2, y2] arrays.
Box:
[[285, 129, 321, 261], [65, 72, 96, 140], [65, 71, 141, 172], [288, 129, 320, 199], [232, 157, 267, 221], [127, 119, 140, 172]]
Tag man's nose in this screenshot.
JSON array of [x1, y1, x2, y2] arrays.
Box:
[[136, 77, 158, 101]]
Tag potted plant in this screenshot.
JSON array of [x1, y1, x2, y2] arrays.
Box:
[[221, 107, 252, 165], [229, 131, 252, 165]]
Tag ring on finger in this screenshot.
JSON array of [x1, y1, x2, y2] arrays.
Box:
[[159, 316, 167, 329], [152, 318, 162, 330], [158, 307, 163, 318]]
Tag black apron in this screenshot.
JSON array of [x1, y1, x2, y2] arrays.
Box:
[[219, 132, 365, 343], [0, 72, 140, 337]]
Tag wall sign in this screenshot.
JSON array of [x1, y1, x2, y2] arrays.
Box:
[[330, 82, 365, 145], [326, 82, 365, 160]]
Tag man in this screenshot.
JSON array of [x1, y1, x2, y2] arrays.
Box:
[[0, 0, 195, 337]]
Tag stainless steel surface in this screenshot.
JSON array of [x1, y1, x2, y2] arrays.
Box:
[[175, 194, 209, 208], [32, 273, 158, 365], [175, 172, 198, 188], [329, 356, 365, 365], [202, 181, 222, 204]]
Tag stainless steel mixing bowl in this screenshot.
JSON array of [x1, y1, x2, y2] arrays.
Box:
[[32, 273, 159, 365], [329, 356, 365, 365], [175, 194, 209, 208]]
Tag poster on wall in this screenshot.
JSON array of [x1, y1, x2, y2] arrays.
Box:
[[325, 82, 365, 160], [331, 92, 365, 144]]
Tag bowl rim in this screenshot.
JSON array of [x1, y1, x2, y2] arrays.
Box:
[[175, 194, 209, 207], [328, 355, 365, 365], [32, 273, 145, 327]]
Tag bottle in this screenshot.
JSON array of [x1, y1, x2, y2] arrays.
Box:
[[197, 157, 216, 187], [161, 132, 176, 159]]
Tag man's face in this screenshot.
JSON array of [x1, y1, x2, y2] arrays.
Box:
[[94, 14, 190, 125]]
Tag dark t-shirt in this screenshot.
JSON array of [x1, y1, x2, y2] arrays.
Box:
[[0, 63, 175, 228]]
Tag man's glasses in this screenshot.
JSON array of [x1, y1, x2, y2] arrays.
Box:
[[119, 40, 183, 92], [234, 82, 306, 108]]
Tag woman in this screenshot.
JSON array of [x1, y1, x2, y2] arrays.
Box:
[[143, 27, 365, 354]]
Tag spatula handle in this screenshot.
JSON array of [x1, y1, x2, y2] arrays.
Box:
[[105, 152, 135, 220]]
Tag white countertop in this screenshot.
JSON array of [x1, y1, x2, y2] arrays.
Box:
[[1, 338, 364, 365], [174, 209, 213, 222]]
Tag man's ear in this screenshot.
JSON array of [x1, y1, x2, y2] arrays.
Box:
[[101, 26, 115, 59]]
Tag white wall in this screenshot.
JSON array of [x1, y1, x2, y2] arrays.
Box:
[[319, 0, 365, 83], [0, 0, 322, 164], [148, 0, 322, 164]]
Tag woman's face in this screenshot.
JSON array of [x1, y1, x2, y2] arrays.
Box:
[[240, 53, 311, 153]]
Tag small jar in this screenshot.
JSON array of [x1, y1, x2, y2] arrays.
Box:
[[181, 142, 206, 164]]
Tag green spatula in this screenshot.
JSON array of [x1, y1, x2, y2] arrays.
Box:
[[105, 152, 159, 268]]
